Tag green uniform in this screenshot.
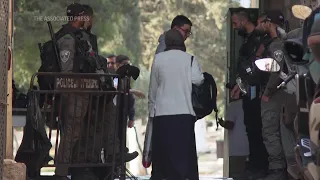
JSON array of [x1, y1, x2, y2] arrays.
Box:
[[55, 33, 90, 176], [71, 30, 119, 164], [261, 38, 287, 171], [262, 36, 301, 178]]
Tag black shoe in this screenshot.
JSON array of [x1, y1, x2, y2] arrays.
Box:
[[44, 154, 53, 164], [53, 175, 70, 180], [124, 151, 138, 162], [106, 151, 139, 163], [240, 169, 268, 180], [259, 169, 288, 180], [71, 168, 99, 180]]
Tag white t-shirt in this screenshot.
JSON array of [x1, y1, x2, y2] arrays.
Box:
[[225, 99, 249, 156], [113, 78, 118, 105], [113, 78, 118, 88]]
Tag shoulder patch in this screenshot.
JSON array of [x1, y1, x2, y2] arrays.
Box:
[[273, 50, 284, 62], [60, 50, 70, 63]]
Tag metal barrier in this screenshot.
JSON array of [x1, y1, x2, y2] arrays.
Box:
[[15, 72, 130, 180]]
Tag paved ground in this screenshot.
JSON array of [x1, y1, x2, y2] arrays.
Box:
[[39, 174, 233, 180], [13, 120, 226, 178], [197, 126, 224, 177]]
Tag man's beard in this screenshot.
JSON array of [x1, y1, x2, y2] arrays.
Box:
[[237, 29, 247, 37], [255, 29, 267, 37], [86, 25, 92, 31], [237, 26, 247, 37]]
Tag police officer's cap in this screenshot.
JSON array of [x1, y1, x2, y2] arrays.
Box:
[[82, 4, 93, 16], [67, 3, 85, 17], [284, 38, 306, 65], [262, 10, 285, 26]]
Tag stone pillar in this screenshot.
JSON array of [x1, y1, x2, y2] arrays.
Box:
[[3, 159, 26, 180], [6, 0, 13, 160], [0, 0, 10, 179], [251, 0, 259, 8]]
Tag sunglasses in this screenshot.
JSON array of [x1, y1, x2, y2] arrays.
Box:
[[178, 27, 192, 36]]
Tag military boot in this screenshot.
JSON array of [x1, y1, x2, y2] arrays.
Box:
[[287, 164, 303, 179], [238, 168, 268, 180], [53, 175, 70, 180], [260, 169, 288, 180], [71, 168, 99, 180]]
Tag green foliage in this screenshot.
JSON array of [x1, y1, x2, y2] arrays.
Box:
[[13, 0, 240, 119], [139, 0, 240, 118], [13, 0, 140, 90], [131, 66, 149, 120]]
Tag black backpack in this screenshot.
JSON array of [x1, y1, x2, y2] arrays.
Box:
[[37, 30, 81, 107], [37, 30, 82, 89], [191, 56, 218, 120], [38, 39, 61, 91]]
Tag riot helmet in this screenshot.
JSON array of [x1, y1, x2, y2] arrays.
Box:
[[284, 38, 307, 65]]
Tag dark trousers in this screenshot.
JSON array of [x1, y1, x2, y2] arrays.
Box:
[[229, 156, 247, 178], [118, 117, 125, 150], [242, 96, 269, 171], [151, 114, 199, 180]]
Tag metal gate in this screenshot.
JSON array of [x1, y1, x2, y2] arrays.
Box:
[[15, 72, 130, 180], [0, 0, 9, 179]]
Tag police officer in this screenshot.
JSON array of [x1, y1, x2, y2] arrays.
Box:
[[230, 8, 269, 179], [255, 11, 293, 180], [283, 28, 308, 179], [80, 5, 106, 74], [283, 30, 316, 180], [308, 12, 320, 180], [54, 3, 91, 179], [77, 4, 138, 166], [81, 4, 98, 53]]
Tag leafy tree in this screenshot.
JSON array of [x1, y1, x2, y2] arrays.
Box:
[[139, 0, 240, 117], [13, 0, 240, 119], [131, 66, 149, 121], [13, 0, 140, 91]]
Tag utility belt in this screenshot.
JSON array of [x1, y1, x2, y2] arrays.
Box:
[[73, 52, 101, 73], [241, 83, 266, 99], [285, 89, 296, 95]]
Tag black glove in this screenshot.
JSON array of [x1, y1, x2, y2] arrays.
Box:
[[116, 64, 140, 80]]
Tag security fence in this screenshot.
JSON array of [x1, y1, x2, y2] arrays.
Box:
[[15, 72, 130, 180]]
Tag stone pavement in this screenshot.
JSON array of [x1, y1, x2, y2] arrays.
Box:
[[197, 125, 225, 177], [40, 173, 233, 180], [13, 119, 226, 178], [100, 177, 232, 179]]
